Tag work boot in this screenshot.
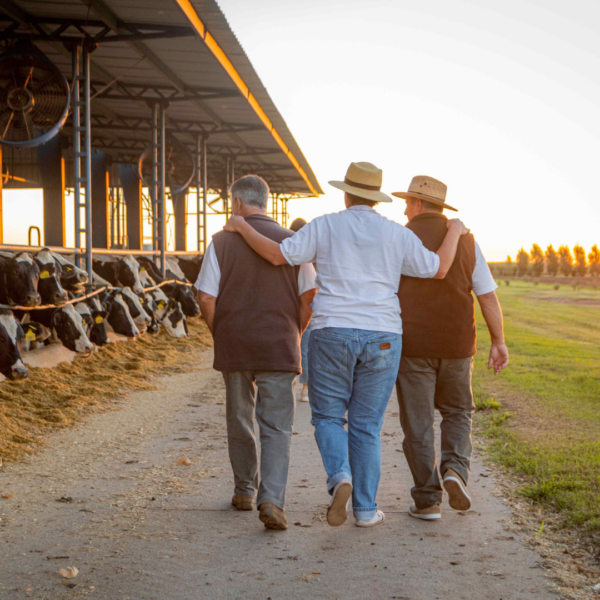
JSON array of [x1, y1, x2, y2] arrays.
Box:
[[232, 495, 254, 511], [258, 503, 288, 530], [443, 468, 472, 511], [408, 504, 441, 520]]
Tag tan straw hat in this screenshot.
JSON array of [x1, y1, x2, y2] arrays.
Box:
[[329, 162, 392, 203], [392, 175, 457, 211]]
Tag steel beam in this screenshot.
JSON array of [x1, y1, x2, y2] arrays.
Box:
[[173, 189, 187, 252], [90, 149, 109, 248], [118, 163, 142, 250], [202, 135, 208, 254]]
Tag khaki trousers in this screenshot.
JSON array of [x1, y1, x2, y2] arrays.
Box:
[[395, 357, 474, 509]]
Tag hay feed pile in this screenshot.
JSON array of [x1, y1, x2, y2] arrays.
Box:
[[0, 318, 212, 462]]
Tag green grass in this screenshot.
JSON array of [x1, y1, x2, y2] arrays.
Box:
[[472, 281, 600, 539]]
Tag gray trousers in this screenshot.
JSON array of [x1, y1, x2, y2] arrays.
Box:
[[222, 371, 296, 509], [395, 357, 475, 509]]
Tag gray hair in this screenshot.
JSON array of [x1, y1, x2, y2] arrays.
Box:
[[231, 175, 269, 210]]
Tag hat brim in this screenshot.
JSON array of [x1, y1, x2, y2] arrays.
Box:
[[329, 180, 393, 203], [391, 191, 458, 212]]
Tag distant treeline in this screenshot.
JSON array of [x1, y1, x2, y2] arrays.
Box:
[[489, 244, 600, 278]]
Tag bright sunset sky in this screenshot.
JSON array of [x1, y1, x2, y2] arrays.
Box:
[[3, 0, 600, 261]]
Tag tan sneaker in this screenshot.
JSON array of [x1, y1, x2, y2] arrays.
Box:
[[232, 495, 254, 511], [443, 468, 472, 511], [258, 503, 288, 530], [327, 480, 353, 527], [408, 504, 441, 520]]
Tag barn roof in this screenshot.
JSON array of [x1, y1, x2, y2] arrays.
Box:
[[0, 0, 322, 197]]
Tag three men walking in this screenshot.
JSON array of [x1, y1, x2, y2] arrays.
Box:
[[197, 163, 508, 531]]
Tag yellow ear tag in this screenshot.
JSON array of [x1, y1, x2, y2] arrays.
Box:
[[95, 315, 104, 324], [25, 330, 36, 341], [158, 301, 166, 309], [40, 270, 50, 279], [140, 267, 146, 272]]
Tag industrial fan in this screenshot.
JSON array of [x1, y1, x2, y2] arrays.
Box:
[[137, 137, 195, 195], [0, 44, 70, 149]]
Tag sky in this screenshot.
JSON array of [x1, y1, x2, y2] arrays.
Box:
[[3, 0, 600, 261]]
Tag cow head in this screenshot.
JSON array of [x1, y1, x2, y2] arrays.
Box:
[[74, 301, 94, 332], [137, 257, 163, 284], [50, 252, 88, 286], [103, 291, 140, 338], [161, 300, 188, 339], [162, 283, 200, 317], [116, 256, 144, 294], [86, 297, 109, 346], [0, 252, 41, 307], [120, 287, 151, 328], [34, 249, 68, 305], [165, 257, 189, 283], [20, 321, 51, 352], [50, 304, 95, 354], [0, 309, 28, 380], [141, 292, 159, 334]]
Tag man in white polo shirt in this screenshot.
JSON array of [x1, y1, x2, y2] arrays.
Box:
[[223, 162, 470, 529]]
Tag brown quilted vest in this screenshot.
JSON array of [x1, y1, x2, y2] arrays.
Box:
[[399, 212, 477, 358], [212, 214, 301, 373]]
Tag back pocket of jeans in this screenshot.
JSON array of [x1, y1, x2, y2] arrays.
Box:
[[315, 338, 348, 374], [365, 337, 398, 372]]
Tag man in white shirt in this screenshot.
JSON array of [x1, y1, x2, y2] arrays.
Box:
[[222, 162, 470, 529], [392, 175, 509, 521], [195, 175, 317, 531]]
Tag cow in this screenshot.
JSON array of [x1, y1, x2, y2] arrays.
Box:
[[34, 249, 68, 305], [50, 252, 88, 291], [141, 292, 159, 334], [86, 296, 109, 347], [101, 290, 140, 338], [174, 255, 203, 284], [34, 305, 95, 354], [120, 287, 151, 329], [0, 251, 41, 307], [149, 287, 170, 322], [74, 300, 94, 332], [161, 282, 200, 317], [165, 256, 189, 282], [137, 257, 163, 285], [93, 255, 144, 294], [161, 300, 188, 338], [0, 309, 28, 380], [20, 320, 51, 352]]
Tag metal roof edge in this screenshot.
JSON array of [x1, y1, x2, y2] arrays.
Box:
[[171, 0, 322, 196]]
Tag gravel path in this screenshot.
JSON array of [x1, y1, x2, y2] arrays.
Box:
[[0, 349, 555, 599]]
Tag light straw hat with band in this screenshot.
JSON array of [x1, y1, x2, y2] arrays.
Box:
[[392, 175, 457, 212], [329, 162, 393, 203]]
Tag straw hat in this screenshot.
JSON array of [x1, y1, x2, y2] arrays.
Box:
[[329, 162, 392, 203], [392, 176, 457, 211]]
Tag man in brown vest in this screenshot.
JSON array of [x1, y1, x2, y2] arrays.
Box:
[[392, 176, 509, 521], [195, 175, 317, 530]]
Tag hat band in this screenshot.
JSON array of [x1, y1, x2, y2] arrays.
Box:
[[344, 177, 381, 192]]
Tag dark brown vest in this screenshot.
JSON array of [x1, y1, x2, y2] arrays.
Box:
[[399, 213, 477, 358], [212, 214, 301, 373]]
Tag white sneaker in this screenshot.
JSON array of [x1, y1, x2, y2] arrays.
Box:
[[300, 387, 309, 402], [327, 479, 352, 527], [356, 510, 386, 528]]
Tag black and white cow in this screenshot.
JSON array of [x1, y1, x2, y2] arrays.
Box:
[[0, 251, 41, 307], [86, 296, 109, 347], [165, 257, 189, 283], [34, 249, 68, 305], [35, 305, 95, 354], [137, 257, 163, 286], [175, 255, 203, 285], [161, 300, 188, 339], [161, 282, 200, 317], [120, 287, 151, 329], [0, 309, 28, 380], [20, 320, 52, 352], [141, 292, 159, 334], [93, 255, 144, 294], [102, 290, 140, 338], [51, 252, 88, 291]]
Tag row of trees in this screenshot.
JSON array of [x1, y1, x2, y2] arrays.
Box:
[[493, 245, 600, 277]]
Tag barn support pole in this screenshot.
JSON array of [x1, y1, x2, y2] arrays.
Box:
[[201, 134, 208, 253], [224, 157, 231, 220], [0, 145, 3, 243], [150, 101, 167, 277], [71, 41, 94, 279], [36, 135, 66, 247], [91, 149, 109, 249], [173, 188, 187, 251], [119, 163, 143, 250]]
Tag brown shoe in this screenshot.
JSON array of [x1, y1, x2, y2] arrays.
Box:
[[408, 504, 441, 520], [232, 495, 254, 511], [443, 468, 472, 511], [258, 503, 288, 530]]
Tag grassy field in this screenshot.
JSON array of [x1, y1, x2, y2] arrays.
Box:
[[472, 281, 600, 543]]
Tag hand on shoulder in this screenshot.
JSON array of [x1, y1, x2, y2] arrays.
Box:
[[223, 215, 246, 233], [447, 218, 470, 235]]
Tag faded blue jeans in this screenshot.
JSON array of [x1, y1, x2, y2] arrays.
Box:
[[299, 321, 311, 384], [308, 327, 402, 521]]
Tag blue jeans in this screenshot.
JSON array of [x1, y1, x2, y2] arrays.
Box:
[[299, 322, 311, 384], [308, 327, 402, 520]]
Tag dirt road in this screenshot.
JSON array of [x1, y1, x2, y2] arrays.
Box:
[[0, 348, 555, 599]]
